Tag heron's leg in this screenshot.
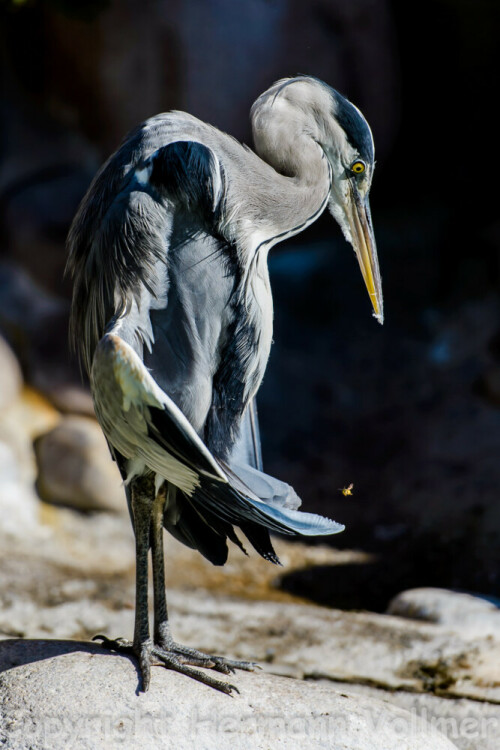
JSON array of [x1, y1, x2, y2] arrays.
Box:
[[151, 484, 172, 647], [150, 485, 218, 657], [150, 484, 257, 679], [96, 476, 254, 694], [131, 475, 156, 687], [94, 473, 156, 689]]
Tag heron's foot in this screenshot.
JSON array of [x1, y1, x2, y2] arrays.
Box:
[[92, 634, 256, 694], [164, 640, 258, 676]]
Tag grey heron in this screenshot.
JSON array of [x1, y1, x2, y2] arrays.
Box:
[[67, 75, 382, 694]]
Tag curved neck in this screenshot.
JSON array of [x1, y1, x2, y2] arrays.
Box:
[[221, 133, 332, 258]]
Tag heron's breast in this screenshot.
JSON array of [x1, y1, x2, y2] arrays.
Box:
[[245, 262, 274, 396]]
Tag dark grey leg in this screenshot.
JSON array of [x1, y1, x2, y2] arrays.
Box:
[[95, 476, 251, 694], [131, 474, 155, 689], [150, 485, 255, 690], [94, 474, 155, 690], [151, 484, 171, 648]]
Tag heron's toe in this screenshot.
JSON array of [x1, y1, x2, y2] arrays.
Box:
[[168, 642, 258, 674], [151, 646, 239, 694], [92, 634, 133, 651], [92, 634, 246, 694]]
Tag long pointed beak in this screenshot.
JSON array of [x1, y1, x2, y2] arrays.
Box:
[[345, 183, 384, 324]]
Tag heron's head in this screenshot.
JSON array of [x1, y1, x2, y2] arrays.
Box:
[[252, 76, 383, 324]]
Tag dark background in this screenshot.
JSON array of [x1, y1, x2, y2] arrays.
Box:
[[1, 0, 499, 610]]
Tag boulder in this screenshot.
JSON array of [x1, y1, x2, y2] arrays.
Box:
[[0, 441, 40, 538], [0, 639, 457, 750], [0, 336, 22, 412], [388, 588, 500, 638], [44, 385, 95, 418], [34, 416, 125, 513]]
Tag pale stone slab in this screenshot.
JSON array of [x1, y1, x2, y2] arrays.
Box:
[[0, 640, 457, 750], [329, 681, 500, 750]]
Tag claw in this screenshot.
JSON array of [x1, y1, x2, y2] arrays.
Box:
[[92, 634, 133, 652], [93, 633, 256, 694]]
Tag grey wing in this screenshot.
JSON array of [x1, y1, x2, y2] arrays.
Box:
[[229, 462, 302, 511], [230, 399, 263, 470], [91, 332, 343, 537], [229, 399, 302, 511], [67, 135, 223, 376]]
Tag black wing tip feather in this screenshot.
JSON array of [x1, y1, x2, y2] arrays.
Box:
[[239, 522, 281, 565], [166, 498, 229, 566]]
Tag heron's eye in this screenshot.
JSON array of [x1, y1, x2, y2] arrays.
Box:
[[350, 160, 366, 175]]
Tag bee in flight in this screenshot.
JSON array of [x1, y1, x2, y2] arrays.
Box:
[[340, 483, 354, 496]]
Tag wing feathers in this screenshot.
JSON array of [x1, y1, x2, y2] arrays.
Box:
[[67, 137, 223, 376], [92, 332, 344, 561]]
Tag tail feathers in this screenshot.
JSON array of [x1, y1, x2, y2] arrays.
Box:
[[220, 460, 344, 535], [225, 460, 302, 511], [164, 473, 343, 566], [165, 496, 250, 566], [193, 473, 344, 542], [165, 501, 229, 566], [244, 498, 345, 537], [186, 482, 282, 563], [238, 522, 281, 564]]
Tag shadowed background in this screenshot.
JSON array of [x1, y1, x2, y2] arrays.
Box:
[[0, 0, 499, 610]]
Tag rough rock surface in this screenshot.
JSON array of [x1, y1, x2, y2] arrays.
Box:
[[34, 415, 125, 512], [328, 681, 500, 750], [0, 640, 457, 750]]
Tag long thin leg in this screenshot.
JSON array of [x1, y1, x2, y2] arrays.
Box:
[[150, 483, 257, 678], [151, 484, 171, 647], [131, 474, 155, 690], [95, 473, 156, 690], [95, 475, 256, 694]]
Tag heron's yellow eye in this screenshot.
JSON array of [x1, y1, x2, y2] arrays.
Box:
[[351, 160, 366, 175]]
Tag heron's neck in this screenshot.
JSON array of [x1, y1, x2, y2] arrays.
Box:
[[225, 136, 331, 258]]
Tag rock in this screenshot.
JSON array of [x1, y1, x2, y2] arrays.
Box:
[[34, 416, 125, 513], [0, 387, 61, 493], [2, 502, 500, 708], [2, 570, 500, 706], [0, 441, 40, 538], [0, 387, 60, 541], [323, 681, 500, 750], [0, 336, 22, 412], [164, 592, 500, 706], [387, 588, 500, 638], [4, 388, 61, 441], [0, 640, 457, 750], [43, 385, 95, 418], [0, 504, 497, 749]]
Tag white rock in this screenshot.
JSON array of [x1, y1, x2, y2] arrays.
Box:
[[0, 441, 40, 537], [388, 588, 500, 638], [0, 336, 22, 412], [0, 639, 458, 750]]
